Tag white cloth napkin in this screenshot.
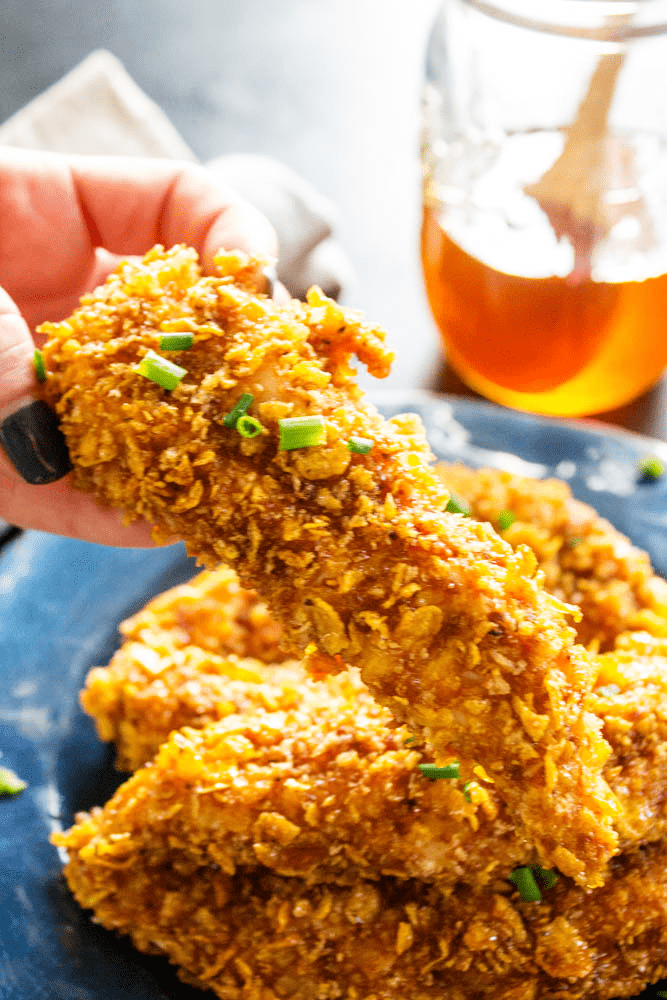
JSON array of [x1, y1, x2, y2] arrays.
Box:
[[0, 50, 352, 299]]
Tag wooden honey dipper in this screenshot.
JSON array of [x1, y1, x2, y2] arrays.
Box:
[[525, 15, 634, 281]]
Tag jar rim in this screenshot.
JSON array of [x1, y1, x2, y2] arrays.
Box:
[[460, 0, 667, 39]]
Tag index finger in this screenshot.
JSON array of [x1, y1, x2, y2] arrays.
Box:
[[0, 148, 278, 320]]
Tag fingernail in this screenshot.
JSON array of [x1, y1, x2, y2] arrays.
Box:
[[261, 264, 279, 299], [0, 400, 72, 485]]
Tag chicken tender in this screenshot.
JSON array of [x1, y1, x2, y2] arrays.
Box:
[[437, 464, 667, 651], [39, 245, 618, 884], [117, 564, 287, 663], [80, 552, 667, 892], [54, 776, 667, 1000], [81, 664, 533, 890]]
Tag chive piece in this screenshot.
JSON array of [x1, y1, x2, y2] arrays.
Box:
[[403, 736, 416, 745], [223, 393, 254, 428], [236, 415, 263, 439], [0, 766, 26, 796], [535, 866, 559, 890], [279, 415, 326, 451], [498, 510, 515, 532], [159, 332, 194, 351], [135, 350, 186, 391], [419, 762, 460, 780], [463, 780, 473, 802], [596, 684, 620, 698], [568, 537, 583, 548], [508, 866, 542, 903], [34, 348, 46, 383], [348, 436, 374, 455], [445, 494, 469, 516], [640, 455, 664, 480]]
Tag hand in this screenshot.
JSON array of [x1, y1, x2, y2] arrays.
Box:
[[0, 147, 278, 547]]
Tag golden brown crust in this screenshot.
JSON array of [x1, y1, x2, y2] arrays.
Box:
[[54, 775, 667, 1000], [80, 568, 667, 885], [40, 245, 618, 884], [437, 463, 667, 651]]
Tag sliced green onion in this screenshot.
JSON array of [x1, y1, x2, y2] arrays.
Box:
[[508, 866, 542, 903], [596, 683, 620, 698], [223, 393, 254, 428], [640, 455, 664, 480], [534, 866, 559, 890], [419, 762, 460, 780], [34, 348, 46, 383], [498, 510, 515, 532], [403, 736, 415, 745], [0, 766, 26, 796], [348, 436, 374, 455], [159, 332, 194, 351], [236, 415, 263, 439], [568, 537, 583, 548], [279, 415, 326, 451], [463, 780, 473, 802], [135, 349, 187, 391], [445, 494, 469, 516]]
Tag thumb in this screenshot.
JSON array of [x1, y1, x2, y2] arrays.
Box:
[[0, 286, 71, 484]]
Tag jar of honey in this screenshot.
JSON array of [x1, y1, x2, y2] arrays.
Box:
[[421, 0, 667, 416]]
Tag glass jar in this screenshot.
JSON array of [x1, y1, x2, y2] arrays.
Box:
[[421, 0, 667, 416]]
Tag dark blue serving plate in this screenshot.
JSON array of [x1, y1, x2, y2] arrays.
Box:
[[1, 391, 666, 1000]]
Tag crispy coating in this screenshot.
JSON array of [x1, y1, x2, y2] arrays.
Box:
[[437, 464, 667, 651], [81, 661, 532, 890], [82, 568, 667, 881], [54, 750, 667, 1000], [118, 563, 288, 662], [39, 245, 618, 884]]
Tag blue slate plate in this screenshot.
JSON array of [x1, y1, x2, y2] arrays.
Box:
[[1, 391, 667, 1000]]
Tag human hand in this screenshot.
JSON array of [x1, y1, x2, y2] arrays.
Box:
[[0, 147, 278, 546]]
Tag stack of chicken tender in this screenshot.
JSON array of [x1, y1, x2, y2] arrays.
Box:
[[56, 464, 667, 1000]]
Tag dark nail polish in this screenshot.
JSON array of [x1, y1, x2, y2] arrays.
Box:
[[0, 400, 72, 485]]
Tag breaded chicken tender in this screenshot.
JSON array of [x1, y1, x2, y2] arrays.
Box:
[[82, 595, 667, 884], [54, 758, 667, 1000], [82, 661, 533, 890], [39, 245, 618, 884], [437, 464, 667, 651], [117, 564, 287, 662]]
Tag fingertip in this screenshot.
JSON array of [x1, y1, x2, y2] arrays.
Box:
[[200, 196, 279, 275]]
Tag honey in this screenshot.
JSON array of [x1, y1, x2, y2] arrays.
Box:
[[422, 199, 667, 417]]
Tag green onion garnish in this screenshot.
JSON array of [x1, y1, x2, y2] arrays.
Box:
[[135, 350, 187, 391], [236, 415, 263, 439], [403, 736, 415, 745], [445, 494, 469, 516], [348, 436, 374, 455], [223, 393, 254, 428], [0, 766, 26, 796], [159, 332, 194, 351], [34, 348, 46, 383], [596, 684, 620, 698], [534, 866, 559, 890], [463, 780, 473, 802], [498, 510, 515, 531], [508, 866, 542, 903], [640, 456, 665, 480], [568, 537, 583, 548], [419, 762, 460, 780], [279, 415, 326, 451]]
